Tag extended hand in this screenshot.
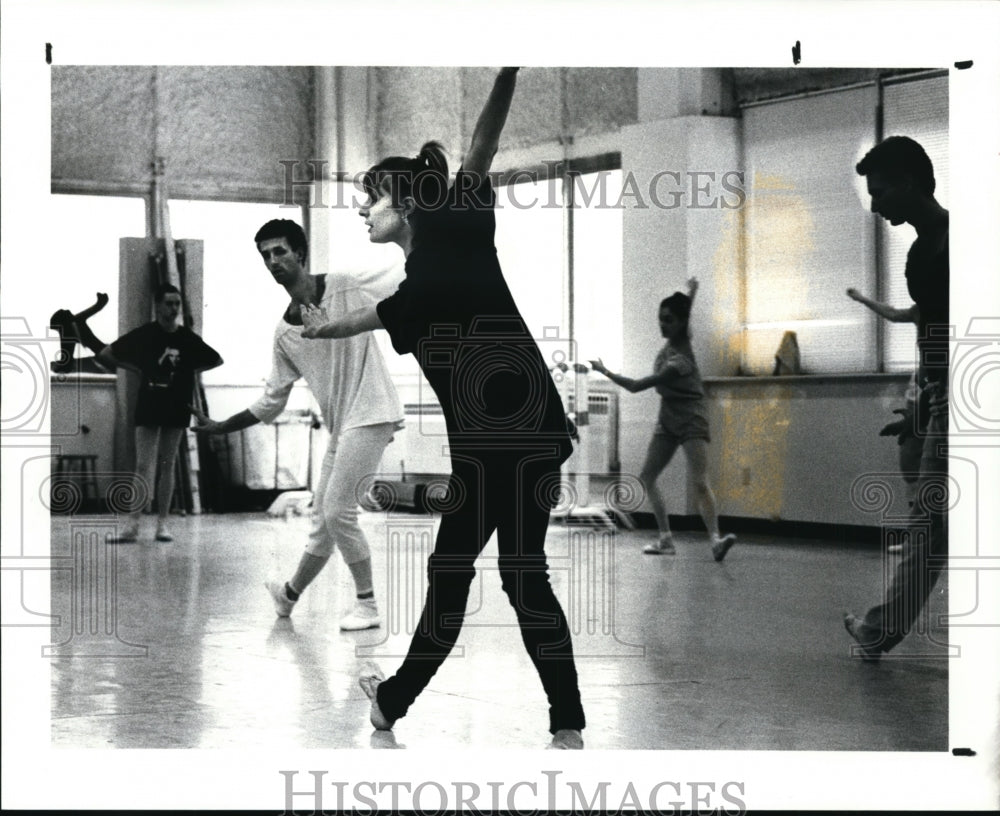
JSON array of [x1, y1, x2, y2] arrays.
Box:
[[879, 417, 906, 437], [879, 408, 914, 444], [301, 304, 331, 339], [588, 358, 607, 374], [190, 405, 224, 434], [846, 287, 862, 302], [686, 277, 699, 293]]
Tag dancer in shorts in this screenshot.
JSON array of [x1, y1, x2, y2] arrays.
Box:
[[590, 277, 736, 561]]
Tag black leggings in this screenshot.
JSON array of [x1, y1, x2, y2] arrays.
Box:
[[376, 449, 585, 733]]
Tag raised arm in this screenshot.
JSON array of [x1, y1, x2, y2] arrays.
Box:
[[846, 288, 918, 323], [462, 68, 520, 179], [686, 277, 699, 307]]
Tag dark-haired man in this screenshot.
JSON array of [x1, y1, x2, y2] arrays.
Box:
[[193, 220, 404, 632], [844, 135, 950, 659]]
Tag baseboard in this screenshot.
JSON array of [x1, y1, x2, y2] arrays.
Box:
[[627, 512, 884, 547]]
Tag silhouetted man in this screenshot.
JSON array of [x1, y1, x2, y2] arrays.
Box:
[[844, 136, 949, 659]]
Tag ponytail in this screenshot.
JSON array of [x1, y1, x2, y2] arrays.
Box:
[[417, 141, 448, 177]]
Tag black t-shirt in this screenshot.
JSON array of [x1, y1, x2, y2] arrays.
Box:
[[905, 218, 949, 386], [377, 171, 573, 460], [112, 322, 221, 427]]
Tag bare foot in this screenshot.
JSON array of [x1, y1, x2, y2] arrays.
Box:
[[359, 661, 394, 731], [73, 292, 110, 322]]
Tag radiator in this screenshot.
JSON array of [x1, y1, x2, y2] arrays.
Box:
[[564, 390, 619, 475]]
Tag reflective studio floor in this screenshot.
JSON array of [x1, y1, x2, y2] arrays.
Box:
[[48, 510, 948, 751]]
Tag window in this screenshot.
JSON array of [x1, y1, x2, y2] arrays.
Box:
[[167, 199, 303, 385], [494, 174, 567, 362], [570, 168, 624, 370], [880, 75, 949, 372], [494, 162, 624, 372], [45, 194, 147, 358], [742, 86, 879, 374]]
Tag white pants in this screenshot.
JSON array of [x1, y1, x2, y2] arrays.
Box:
[[305, 422, 397, 563]]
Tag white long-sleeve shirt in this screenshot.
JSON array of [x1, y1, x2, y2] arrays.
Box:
[[249, 263, 404, 438]]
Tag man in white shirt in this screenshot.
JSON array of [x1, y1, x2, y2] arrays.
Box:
[[194, 219, 403, 631]]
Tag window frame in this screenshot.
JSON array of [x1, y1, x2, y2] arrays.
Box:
[[494, 151, 623, 362]]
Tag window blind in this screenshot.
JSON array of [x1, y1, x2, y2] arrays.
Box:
[[742, 86, 878, 374], [880, 75, 949, 373]]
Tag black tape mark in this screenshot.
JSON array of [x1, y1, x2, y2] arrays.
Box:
[[951, 747, 976, 756], [954, 60, 973, 70], [46, 43, 52, 65], [792, 40, 801, 65]]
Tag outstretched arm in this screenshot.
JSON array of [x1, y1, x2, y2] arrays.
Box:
[[191, 406, 259, 435], [846, 288, 918, 323], [462, 68, 519, 179], [300, 304, 383, 339], [588, 358, 660, 393]]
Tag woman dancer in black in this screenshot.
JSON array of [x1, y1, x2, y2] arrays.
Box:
[[301, 68, 585, 749]]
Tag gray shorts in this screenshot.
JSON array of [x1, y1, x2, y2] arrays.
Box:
[[653, 413, 710, 445]]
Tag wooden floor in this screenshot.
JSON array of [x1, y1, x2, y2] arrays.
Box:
[[48, 510, 950, 751]]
